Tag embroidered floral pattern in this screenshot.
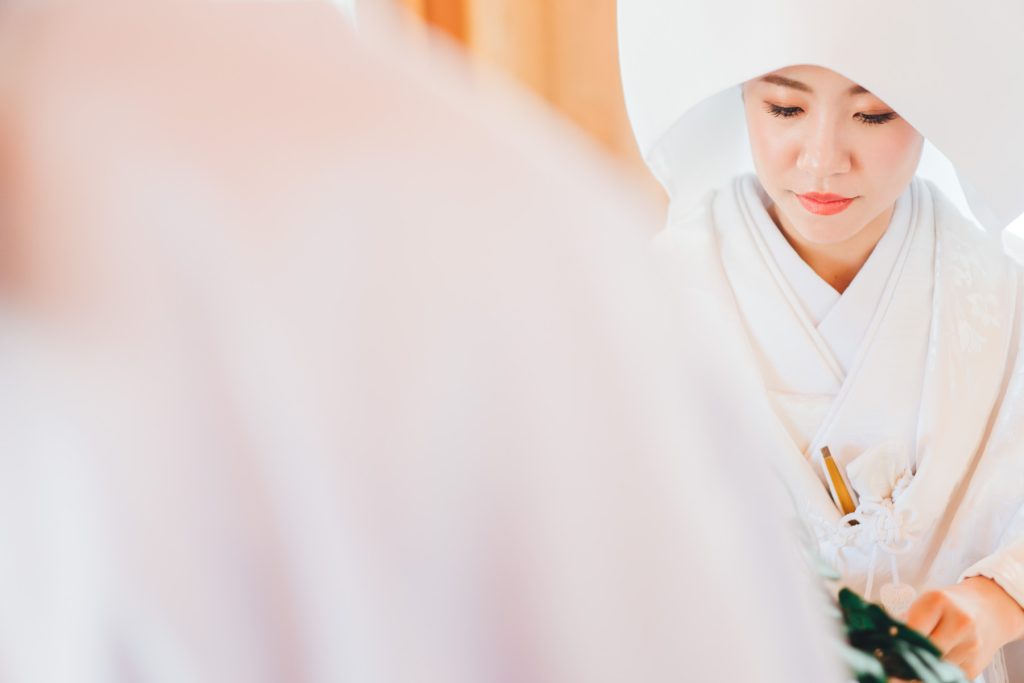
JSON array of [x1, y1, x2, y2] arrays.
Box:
[[940, 221, 1003, 357]]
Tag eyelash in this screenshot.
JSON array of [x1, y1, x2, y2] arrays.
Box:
[[856, 112, 898, 126], [765, 104, 802, 118], [764, 103, 898, 126]]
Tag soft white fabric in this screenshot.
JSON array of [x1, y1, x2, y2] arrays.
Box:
[[656, 173, 1023, 682]]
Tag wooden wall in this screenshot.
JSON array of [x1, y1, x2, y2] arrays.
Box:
[[398, 0, 650, 174]]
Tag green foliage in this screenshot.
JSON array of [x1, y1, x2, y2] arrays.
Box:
[[838, 588, 968, 683]]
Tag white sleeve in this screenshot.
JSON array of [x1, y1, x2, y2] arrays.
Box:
[[960, 509, 1024, 609]]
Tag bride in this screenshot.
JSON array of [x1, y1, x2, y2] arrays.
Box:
[[619, 0, 1024, 680]]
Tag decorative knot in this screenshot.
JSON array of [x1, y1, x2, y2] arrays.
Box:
[[812, 441, 922, 613]]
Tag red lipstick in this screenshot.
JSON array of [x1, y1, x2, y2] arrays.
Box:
[[796, 191, 855, 216]]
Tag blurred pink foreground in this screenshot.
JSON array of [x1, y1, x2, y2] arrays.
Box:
[[0, 3, 840, 682]]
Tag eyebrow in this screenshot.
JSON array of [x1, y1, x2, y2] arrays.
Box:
[[760, 74, 869, 95]]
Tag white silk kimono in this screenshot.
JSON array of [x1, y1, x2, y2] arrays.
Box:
[[656, 173, 1024, 680], [618, 0, 1024, 679]]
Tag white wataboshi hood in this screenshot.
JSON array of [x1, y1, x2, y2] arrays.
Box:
[[618, 0, 1024, 232]]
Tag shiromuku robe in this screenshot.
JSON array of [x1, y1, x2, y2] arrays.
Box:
[[657, 173, 1024, 679]]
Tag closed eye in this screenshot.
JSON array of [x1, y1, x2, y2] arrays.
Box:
[[765, 103, 802, 118], [855, 111, 898, 126]]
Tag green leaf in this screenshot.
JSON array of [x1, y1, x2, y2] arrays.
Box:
[[837, 588, 968, 683], [896, 640, 941, 683], [916, 648, 969, 683], [813, 553, 842, 581], [839, 643, 886, 683]]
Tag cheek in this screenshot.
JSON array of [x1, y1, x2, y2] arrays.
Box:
[[861, 125, 923, 184], [746, 115, 797, 180]]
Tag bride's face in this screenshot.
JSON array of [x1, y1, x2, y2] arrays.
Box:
[[742, 65, 923, 245]]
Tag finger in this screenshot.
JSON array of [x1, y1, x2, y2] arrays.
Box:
[[944, 640, 983, 679], [942, 638, 977, 666], [906, 592, 945, 637], [928, 612, 970, 656]]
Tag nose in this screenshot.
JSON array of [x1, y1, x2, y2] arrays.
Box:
[[796, 114, 851, 178]]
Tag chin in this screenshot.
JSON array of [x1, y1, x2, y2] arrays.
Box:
[[791, 220, 863, 246], [779, 204, 863, 246]]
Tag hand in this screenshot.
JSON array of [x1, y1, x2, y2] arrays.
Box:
[[904, 577, 1024, 680]]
